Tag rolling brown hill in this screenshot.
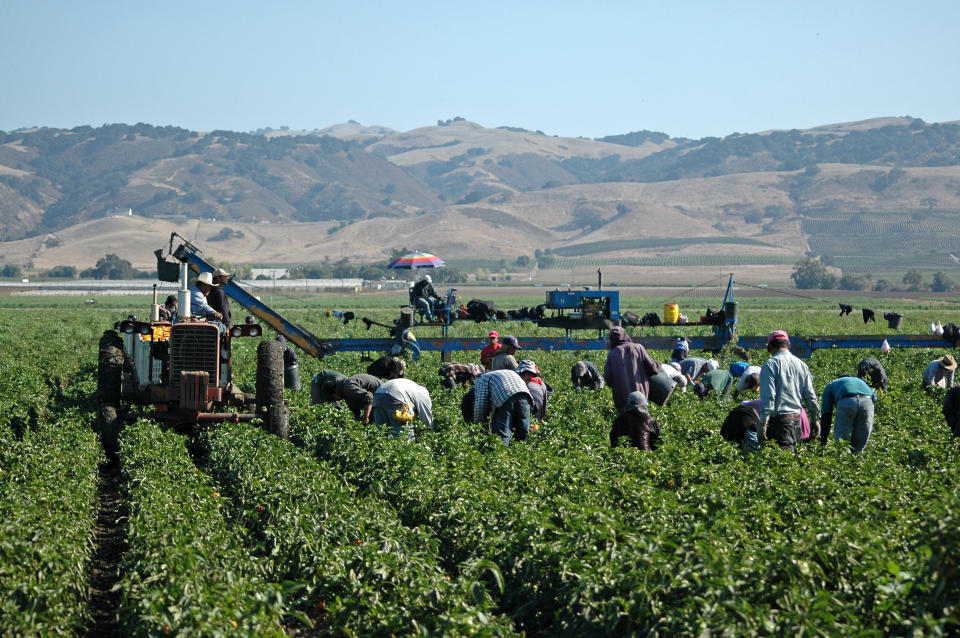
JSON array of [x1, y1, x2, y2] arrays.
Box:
[[2, 117, 960, 284]]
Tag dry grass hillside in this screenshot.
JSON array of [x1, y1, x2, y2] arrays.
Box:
[[3, 117, 960, 284]]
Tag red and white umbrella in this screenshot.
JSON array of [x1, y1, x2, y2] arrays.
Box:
[[388, 251, 446, 270]]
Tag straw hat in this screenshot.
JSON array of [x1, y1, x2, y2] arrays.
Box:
[[939, 354, 957, 370], [191, 272, 215, 286]]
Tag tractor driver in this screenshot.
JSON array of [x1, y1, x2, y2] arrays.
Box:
[[189, 272, 223, 323]]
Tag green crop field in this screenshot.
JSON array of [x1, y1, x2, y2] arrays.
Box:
[[2, 291, 960, 635]]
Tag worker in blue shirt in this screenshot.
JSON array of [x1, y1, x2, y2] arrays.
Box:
[[820, 375, 877, 452]]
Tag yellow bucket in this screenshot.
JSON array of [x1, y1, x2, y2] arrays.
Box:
[[664, 303, 679, 324]]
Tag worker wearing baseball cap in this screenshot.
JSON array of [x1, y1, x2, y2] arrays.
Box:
[[490, 335, 521, 371], [758, 330, 820, 452], [208, 267, 232, 326], [480, 330, 501, 369]]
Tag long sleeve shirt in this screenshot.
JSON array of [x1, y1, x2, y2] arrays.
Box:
[[604, 343, 661, 410], [820, 377, 875, 420], [439, 362, 483, 385], [572, 361, 604, 390], [922, 361, 955, 388], [678, 357, 708, 382], [188, 285, 218, 319], [472, 370, 531, 424], [336, 374, 382, 418], [207, 286, 232, 326], [819, 376, 876, 443], [758, 349, 820, 419], [610, 409, 660, 450], [373, 378, 433, 428]]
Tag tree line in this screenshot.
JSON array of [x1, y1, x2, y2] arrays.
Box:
[[791, 257, 955, 292]]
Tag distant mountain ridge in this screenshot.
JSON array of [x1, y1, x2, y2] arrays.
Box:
[[2, 116, 960, 283]]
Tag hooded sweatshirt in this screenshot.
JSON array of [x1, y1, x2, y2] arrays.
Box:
[[603, 326, 661, 411]]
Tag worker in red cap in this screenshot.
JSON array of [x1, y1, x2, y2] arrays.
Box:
[[480, 330, 501, 369], [758, 330, 820, 452]]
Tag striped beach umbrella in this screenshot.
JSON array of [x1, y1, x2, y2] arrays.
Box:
[[388, 251, 446, 270]]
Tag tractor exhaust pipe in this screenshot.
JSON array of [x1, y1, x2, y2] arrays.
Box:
[[150, 284, 161, 322], [178, 260, 191, 318]]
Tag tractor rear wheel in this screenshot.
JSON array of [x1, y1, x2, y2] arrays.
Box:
[[98, 331, 124, 406], [256, 340, 288, 439], [96, 403, 121, 456]]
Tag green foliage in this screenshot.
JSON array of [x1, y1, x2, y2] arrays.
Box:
[[903, 268, 925, 291], [0, 264, 23, 278], [202, 423, 516, 635], [80, 254, 147, 280], [6, 295, 960, 634], [791, 257, 838, 289], [931, 271, 954, 292], [43, 265, 77, 279], [118, 420, 285, 636]]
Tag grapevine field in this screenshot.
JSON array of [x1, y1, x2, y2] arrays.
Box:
[[2, 290, 960, 636]]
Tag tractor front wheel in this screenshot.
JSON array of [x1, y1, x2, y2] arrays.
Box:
[[256, 340, 288, 439]]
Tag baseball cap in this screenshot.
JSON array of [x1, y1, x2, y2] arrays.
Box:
[[767, 330, 790, 344], [212, 267, 230, 277], [500, 335, 521, 349], [488, 330, 499, 338]]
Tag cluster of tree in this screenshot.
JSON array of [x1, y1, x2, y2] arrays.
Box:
[[79, 254, 151, 279], [791, 258, 955, 292]]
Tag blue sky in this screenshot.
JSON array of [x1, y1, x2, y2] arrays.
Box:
[[3, 1, 958, 139]]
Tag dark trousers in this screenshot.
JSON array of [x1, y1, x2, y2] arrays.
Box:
[[767, 413, 802, 452]]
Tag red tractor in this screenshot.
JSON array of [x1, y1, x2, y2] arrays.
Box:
[[95, 288, 289, 455]]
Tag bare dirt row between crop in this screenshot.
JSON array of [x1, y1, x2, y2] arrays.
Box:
[[84, 460, 127, 637]]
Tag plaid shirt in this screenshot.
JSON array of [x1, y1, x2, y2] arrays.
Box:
[[439, 362, 483, 384], [473, 370, 531, 423]]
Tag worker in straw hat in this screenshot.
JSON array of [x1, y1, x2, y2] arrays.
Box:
[[922, 354, 957, 389], [188, 271, 223, 321]]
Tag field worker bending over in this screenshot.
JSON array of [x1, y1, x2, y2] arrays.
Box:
[[323, 373, 382, 424], [857, 357, 888, 392], [372, 378, 433, 439], [693, 368, 734, 401], [922, 355, 957, 389], [604, 326, 661, 413], [679, 357, 715, 386], [670, 338, 689, 363], [758, 330, 820, 452], [942, 385, 960, 437], [516, 360, 552, 422], [660, 361, 689, 392], [438, 362, 484, 389], [819, 375, 877, 453], [571, 360, 604, 390], [732, 365, 762, 401], [610, 391, 660, 450], [472, 369, 533, 445]]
